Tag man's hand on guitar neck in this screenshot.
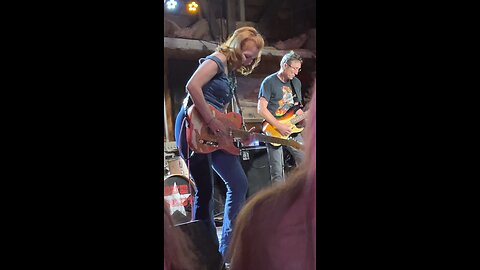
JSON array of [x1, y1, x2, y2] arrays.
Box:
[[295, 108, 306, 127]]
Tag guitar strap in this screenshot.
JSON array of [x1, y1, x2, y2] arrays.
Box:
[[232, 83, 247, 131], [182, 93, 193, 114], [178, 116, 194, 186], [179, 96, 195, 164], [288, 80, 303, 140], [290, 80, 303, 108]]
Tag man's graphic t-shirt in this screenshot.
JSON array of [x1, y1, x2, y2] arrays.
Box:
[[258, 73, 302, 117]]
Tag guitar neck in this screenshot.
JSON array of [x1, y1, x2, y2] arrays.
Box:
[[290, 113, 307, 125], [231, 130, 298, 148]]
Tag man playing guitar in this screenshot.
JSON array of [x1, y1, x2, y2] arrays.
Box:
[[257, 50, 306, 183]]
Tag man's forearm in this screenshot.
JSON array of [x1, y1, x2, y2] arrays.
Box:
[[259, 107, 281, 128]]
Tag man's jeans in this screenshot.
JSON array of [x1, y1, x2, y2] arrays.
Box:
[[266, 133, 305, 183]]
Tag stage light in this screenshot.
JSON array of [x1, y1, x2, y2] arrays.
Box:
[[187, 1, 199, 14], [166, 0, 177, 10]]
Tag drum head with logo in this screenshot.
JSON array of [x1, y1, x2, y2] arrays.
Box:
[[164, 174, 196, 225]]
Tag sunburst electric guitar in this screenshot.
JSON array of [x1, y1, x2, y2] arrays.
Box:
[[262, 106, 307, 147], [186, 104, 304, 155]]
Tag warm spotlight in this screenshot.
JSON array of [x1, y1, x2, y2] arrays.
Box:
[[187, 1, 199, 14]]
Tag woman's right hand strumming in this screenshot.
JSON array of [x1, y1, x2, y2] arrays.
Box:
[[207, 118, 227, 137]]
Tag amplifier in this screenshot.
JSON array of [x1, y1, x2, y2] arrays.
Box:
[[240, 146, 272, 198]]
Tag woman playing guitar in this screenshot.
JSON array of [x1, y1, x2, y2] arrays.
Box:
[[173, 26, 265, 265]]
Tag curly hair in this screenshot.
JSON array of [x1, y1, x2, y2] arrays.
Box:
[[216, 26, 265, 75]]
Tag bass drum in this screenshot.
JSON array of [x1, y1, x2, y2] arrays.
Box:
[[164, 174, 197, 225]]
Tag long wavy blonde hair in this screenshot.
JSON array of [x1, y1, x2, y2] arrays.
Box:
[[216, 26, 265, 75]]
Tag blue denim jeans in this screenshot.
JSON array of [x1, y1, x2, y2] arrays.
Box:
[[174, 107, 248, 258]]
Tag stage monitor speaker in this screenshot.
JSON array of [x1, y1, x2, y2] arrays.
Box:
[[240, 146, 272, 198], [175, 220, 224, 270]]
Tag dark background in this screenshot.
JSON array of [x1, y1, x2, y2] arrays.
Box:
[[3, 0, 475, 268]]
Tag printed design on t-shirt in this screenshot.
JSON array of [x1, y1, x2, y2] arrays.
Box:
[[274, 85, 294, 116]]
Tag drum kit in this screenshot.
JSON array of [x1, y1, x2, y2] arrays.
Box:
[[164, 141, 197, 224], [163, 140, 298, 227], [163, 141, 226, 225]]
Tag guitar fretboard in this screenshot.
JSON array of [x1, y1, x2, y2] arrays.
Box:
[[290, 113, 307, 125], [231, 129, 301, 149]]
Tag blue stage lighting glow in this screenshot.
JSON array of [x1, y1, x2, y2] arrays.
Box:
[[166, 0, 177, 10]]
